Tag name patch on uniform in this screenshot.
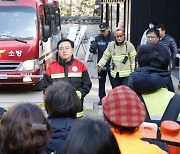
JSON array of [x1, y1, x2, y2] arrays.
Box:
[[98, 42, 106, 45]]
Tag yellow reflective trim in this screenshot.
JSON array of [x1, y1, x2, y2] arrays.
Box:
[[129, 51, 136, 57], [101, 59, 107, 65], [112, 55, 127, 61], [110, 70, 117, 77], [76, 111, 83, 117], [119, 70, 132, 73], [119, 71, 132, 76], [76, 90, 82, 99], [104, 50, 111, 57], [39, 103, 45, 109], [68, 72, 82, 77], [51, 73, 65, 79], [130, 64, 135, 70], [110, 69, 132, 78], [142, 88, 175, 118]]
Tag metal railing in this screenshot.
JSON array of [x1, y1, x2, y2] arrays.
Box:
[[61, 16, 101, 25]]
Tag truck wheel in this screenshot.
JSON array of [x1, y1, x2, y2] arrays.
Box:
[[33, 80, 42, 91]]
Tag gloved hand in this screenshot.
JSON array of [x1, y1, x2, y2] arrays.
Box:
[[97, 65, 102, 73]]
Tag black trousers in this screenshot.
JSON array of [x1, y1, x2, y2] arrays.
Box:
[[111, 73, 129, 89], [98, 70, 113, 100]]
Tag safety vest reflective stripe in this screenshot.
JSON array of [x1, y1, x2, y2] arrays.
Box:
[[129, 50, 136, 57], [147, 115, 180, 120], [112, 55, 126, 61], [68, 72, 82, 77], [76, 111, 83, 117], [149, 116, 162, 120], [51, 73, 65, 79], [110, 69, 132, 78], [51, 73, 82, 78], [150, 114, 180, 121]]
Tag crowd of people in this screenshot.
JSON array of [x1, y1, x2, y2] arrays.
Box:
[[0, 22, 179, 154]]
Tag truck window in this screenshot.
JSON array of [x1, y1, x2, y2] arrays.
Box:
[[0, 6, 37, 40], [44, 6, 60, 36]]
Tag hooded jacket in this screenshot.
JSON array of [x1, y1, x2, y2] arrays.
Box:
[[128, 66, 170, 93], [128, 66, 180, 124]]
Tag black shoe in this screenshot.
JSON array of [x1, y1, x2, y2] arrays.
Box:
[[98, 100, 102, 105]]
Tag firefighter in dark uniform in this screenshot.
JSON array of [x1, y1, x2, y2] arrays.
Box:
[[42, 39, 92, 117], [89, 22, 114, 105]]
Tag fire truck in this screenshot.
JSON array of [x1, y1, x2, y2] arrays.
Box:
[[0, 0, 61, 90]]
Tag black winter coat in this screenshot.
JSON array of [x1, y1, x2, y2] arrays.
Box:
[[44, 118, 77, 154], [89, 32, 114, 68]]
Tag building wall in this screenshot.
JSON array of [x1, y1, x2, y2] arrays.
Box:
[[130, 0, 180, 48]]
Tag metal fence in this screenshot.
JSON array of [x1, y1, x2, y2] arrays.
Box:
[[61, 16, 101, 25]]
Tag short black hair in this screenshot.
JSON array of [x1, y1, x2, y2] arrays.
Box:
[[62, 118, 121, 154], [137, 43, 170, 70], [156, 24, 166, 31], [57, 39, 74, 49], [44, 81, 81, 118], [146, 28, 160, 38]]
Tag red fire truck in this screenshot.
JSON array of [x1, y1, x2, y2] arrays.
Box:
[[0, 0, 61, 90]]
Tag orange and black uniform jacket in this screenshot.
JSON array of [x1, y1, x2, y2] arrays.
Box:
[[42, 56, 92, 112]]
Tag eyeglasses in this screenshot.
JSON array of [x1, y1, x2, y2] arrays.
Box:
[[147, 35, 157, 39], [58, 47, 71, 51], [116, 35, 125, 38]]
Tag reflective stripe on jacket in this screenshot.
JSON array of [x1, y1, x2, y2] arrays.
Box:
[[42, 59, 92, 114], [98, 40, 136, 78]]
